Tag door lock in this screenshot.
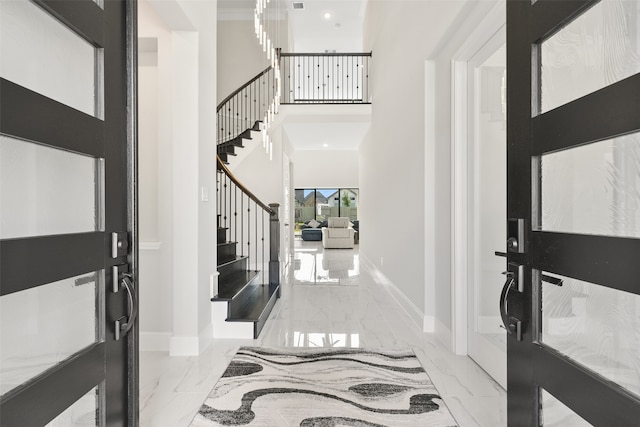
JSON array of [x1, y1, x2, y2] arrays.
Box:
[[507, 218, 526, 253]]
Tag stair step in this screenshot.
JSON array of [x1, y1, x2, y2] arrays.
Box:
[[218, 135, 247, 149], [239, 129, 254, 139], [217, 227, 227, 244], [217, 144, 238, 156], [227, 283, 280, 338], [217, 241, 237, 265], [218, 256, 248, 277], [228, 283, 278, 321], [213, 270, 260, 301]]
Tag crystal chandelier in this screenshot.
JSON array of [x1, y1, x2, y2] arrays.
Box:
[[254, 0, 281, 160]]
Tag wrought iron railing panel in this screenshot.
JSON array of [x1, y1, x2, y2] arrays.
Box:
[[216, 157, 279, 287], [216, 66, 276, 145], [280, 53, 371, 104]]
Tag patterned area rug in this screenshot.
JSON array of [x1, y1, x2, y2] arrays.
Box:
[[190, 347, 458, 427]]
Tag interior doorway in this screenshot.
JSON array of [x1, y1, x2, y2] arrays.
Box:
[[466, 29, 507, 389], [451, 0, 506, 389]]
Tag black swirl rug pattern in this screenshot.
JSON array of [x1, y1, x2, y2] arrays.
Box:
[[190, 347, 458, 426]]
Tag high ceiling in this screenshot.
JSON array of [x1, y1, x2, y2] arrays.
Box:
[[218, 0, 370, 151], [218, 0, 367, 52]]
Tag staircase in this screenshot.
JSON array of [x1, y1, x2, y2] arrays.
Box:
[[212, 52, 372, 338], [216, 120, 263, 165], [212, 209, 280, 339], [213, 62, 281, 339]]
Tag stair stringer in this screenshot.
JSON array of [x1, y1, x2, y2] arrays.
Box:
[[226, 127, 264, 172]]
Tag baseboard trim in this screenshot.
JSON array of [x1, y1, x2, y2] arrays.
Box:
[[212, 300, 254, 339], [140, 331, 171, 352], [360, 255, 424, 330]]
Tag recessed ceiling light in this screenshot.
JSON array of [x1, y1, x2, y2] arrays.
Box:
[[323, 12, 331, 19], [323, 143, 329, 148]]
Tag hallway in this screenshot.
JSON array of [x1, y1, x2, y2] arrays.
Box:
[[140, 239, 506, 426]]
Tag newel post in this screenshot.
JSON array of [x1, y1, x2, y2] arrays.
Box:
[[268, 203, 280, 293]]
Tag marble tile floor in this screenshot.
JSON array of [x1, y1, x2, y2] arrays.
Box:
[[140, 240, 506, 426]]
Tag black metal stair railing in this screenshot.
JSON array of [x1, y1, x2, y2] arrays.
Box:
[[217, 52, 372, 152], [216, 155, 280, 289], [217, 65, 277, 146], [280, 52, 371, 104]]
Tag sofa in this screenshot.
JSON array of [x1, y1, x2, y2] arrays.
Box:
[[300, 220, 327, 241], [322, 217, 355, 249]]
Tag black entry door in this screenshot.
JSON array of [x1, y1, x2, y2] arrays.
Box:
[[505, 0, 640, 425], [0, 0, 137, 425]]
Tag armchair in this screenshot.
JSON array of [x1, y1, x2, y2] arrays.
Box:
[[322, 217, 355, 249]]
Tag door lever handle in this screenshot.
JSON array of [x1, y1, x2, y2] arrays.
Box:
[[499, 274, 523, 341], [114, 272, 138, 341], [494, 251, 508, 258]]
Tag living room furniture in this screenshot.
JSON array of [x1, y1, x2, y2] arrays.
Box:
[[301, 228, 322, 241], [322, 217, 355, 249], [300, 220, 328, 241]]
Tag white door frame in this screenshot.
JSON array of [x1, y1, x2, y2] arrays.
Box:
[[451, 1, 506, 355]]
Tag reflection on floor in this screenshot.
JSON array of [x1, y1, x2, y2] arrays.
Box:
[[140, 239, 507, 426], [293, 239, 359, 285]]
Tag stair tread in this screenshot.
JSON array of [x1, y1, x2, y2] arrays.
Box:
[[218, 255, 247, 269], [227, 284, 278, 322], [214, 270, 260, 301], [217, 241, 237, 247]]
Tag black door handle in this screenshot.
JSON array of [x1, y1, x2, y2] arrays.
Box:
[[115, 272, 138, 341], [499, 272, 522, 341]]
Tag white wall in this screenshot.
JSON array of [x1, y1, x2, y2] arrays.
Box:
[[294, 150, 359, 189], [216, 20, 268, 103], [138, 0, 217, 355], [361, 0, 466, 338], [217, 18, 288, 103], [362, 0, 501, 348], [138, 0, 174, 349]]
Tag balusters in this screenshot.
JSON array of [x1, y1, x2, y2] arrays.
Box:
[[277, 53, 371, 104]]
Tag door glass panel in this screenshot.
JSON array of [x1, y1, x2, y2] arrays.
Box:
[[538, 132, 640, 238], [539, 271, 640, 398], [540, 0, 640, 114], [0, 135, 104, 239], [0, 0, 103, 118], [540, 388, 592, 426], [45, 383, 103, 427], [0, 271, 105, 396]]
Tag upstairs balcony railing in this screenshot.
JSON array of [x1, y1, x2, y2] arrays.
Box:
[[280, 52, 371, 104], [216, 52, 372, 147]]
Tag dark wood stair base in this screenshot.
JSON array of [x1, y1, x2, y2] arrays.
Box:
[[215, 118, 277, 339], [213, 270, 260, 301], [225, 283, 280, 338]]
